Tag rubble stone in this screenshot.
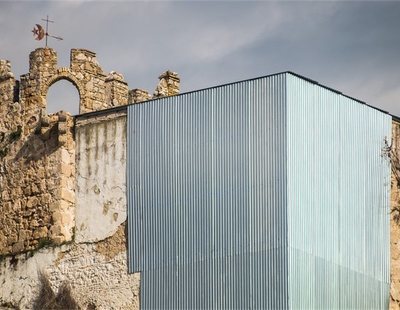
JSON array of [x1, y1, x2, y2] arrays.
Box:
[[0, 47, 179, 309]]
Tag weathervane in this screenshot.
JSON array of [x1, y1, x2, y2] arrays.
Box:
[[32, 15, 63, 47]]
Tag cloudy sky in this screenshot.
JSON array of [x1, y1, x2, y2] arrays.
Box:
[[1, 1, 400, 116]]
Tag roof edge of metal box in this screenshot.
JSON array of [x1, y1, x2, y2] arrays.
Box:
[[75, 71, 395, 120]]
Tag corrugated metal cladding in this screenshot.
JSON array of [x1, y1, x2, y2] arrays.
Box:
[[286, 74, 391, 309], [127, 72, 391, 309], [127, 74, 288, 309]]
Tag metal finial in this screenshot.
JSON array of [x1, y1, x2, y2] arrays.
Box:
[[32, 15, 63, 47]]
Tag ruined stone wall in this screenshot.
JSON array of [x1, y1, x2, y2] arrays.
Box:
[[106, 71, 129, 107], [391, 120, 400, 310], [129, 88, 151, 104], [0, 51, 77, 254], [0, 111, 75, 255], [153, 70, 180, 98], [0, 47, 180, 309], [0, 47, 136, 256], [0, 60, 20, 133], [0, 223, 140, 310], [0, 111, 140, 310], [129, 69, 180, 104]]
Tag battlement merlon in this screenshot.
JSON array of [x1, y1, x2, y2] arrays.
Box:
[[0, 59, 18, 103], [1, 48, 181, 119], [105, 71, 129, 107], [0, 59, 20, 131], [154, 70, 180, 98], [29, 48, 58, 75], [0, 59, 15, 81], [70, 49, 104, 75]]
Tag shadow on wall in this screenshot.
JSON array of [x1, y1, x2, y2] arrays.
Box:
[[14, 127, 59, 163], [34, 272, 78, 310]]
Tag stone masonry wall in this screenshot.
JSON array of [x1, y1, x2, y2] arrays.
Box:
[[0, 111, 75, 255], [0, 47, 137, 256], [0, 222, 140, 310], [106, 71, 129, 107], [391, 120, 400, 309], [0, 52, 77, 254], [129, 69, 180, 104], [0, 111, 140, 310], [0, 47, 180, 309], [0, 60, 20, 133]]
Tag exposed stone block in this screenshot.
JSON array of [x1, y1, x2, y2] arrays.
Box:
[[60, 188, 75, 203], [154, 70, 180, 97], [0, 59, 14, 81], [0, 46, 180, 308], [12, 241, 24, 253], [129, 88, 151, 104]]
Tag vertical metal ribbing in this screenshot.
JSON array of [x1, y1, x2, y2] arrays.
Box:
[[127, 72, 390, 310], [127, 74, 288, 309], [286, 73, 391, 309]]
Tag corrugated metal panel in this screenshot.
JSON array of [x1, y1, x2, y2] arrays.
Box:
[[286, 73, 391, 309], [127, 72, 391, 309], [127, 74, 288, 309]]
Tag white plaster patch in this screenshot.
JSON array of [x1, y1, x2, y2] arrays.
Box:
[[0, 243, 140, 310], [75, 116, 127, 243]]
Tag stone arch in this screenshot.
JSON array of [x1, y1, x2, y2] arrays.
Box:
[[41, 69, 86, 114]]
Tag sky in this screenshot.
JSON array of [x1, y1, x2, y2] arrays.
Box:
[[1, 1, 400, 116]]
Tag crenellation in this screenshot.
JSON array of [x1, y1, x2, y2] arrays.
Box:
[[0, 47, 180, 309], [153, 70, 180, 97], [129, 88, 151, 104], [0, 60, 20, 132], [105, 71, 129, 107], [70, 48, 102, 75], [0, 59, 14, 81], [0, 48, 180, 257], [28, 48, 58, 75]]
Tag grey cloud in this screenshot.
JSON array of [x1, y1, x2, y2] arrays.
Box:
[[1, 1, 400, 115]]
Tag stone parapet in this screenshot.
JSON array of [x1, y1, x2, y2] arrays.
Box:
[[29, 48, 58, 76], [0, 60, 19, 132], [0, 47, 182, 309], [0, 110, 75, 255], [0, 59, 14, 81], [105, 71, 129, 107], [153, 70, 180, 97], [129, 88, 151, 104]]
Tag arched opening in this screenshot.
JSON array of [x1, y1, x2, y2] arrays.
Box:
[[46, 79, 80, 115]]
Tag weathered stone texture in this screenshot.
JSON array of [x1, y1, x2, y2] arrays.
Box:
[[129, 88, 151, 104], [153, 70, 180, 98], [0, 47, 129, 256], [18, 47, 130, 116], [0, 47, 180, 308], [0, 222, 140, 310], [105, 71, 129, 107], [0, 111, 75, 255], [0, 60, 20, 132], [128, 70, 181, 104], [391, 120, 400, 309]]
